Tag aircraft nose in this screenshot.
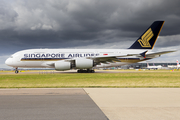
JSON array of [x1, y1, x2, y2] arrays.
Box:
[[5, 58, 13, 66]]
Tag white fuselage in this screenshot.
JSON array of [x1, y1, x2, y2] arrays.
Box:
[[5, 49, 149, 69], [5, 21, 173, 72], [147, 65, 162, 69]]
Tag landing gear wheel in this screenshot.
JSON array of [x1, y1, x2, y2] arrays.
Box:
[[87, 69, 90, 73], [15, 67, 19, 74], [77, 70, 82, 73], [77, 69, 95, 73], [15, 70, 19, 74], [90, 70, 95, 73]]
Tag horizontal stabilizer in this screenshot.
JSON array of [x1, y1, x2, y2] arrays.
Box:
[[146, 50, 176, 57]]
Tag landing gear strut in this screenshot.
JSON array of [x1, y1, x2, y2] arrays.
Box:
[[15, 68, 19, 74], [77, 69, 95, 73]]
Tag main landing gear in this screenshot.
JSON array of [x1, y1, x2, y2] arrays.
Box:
[[15, 68, 19, 74], [77, 69, 95, 73]]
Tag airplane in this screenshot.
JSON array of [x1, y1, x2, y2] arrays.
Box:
[[168, 60, 180, 69], [146, 63, 162, 70], [5, 21, 175, 73]]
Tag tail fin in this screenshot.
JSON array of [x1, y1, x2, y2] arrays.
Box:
[[147, 63, 149, 67], [177, 60, 179, 66], [129, 21, 165, 49]]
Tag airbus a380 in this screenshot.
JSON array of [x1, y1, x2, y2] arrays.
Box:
[[5, 21, 175, 73]]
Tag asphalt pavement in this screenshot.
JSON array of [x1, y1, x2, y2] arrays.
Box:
[[0, 88, 108, 120]]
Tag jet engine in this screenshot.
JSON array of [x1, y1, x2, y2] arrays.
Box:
[[54, 59, 94, 71], [55, 61, 71, 71], [75, 58, 94, 69]]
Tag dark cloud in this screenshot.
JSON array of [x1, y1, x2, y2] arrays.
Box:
[[0, 0, 180, 57]]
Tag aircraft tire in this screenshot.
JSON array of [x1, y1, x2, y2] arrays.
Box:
[[15, 70, 19, 74], [77, 69, 95, 73], [90, 70, 95, 73]]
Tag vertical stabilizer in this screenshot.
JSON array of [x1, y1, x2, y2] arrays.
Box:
[[129, 21, 164, 49], [177, 60, 179, 66], [147, 63, 149, 67]]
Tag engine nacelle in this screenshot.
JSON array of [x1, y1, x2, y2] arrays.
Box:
[[55, 61, 71, 71], [75, 58, 94, 69]]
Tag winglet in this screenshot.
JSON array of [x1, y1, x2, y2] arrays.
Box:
[[129, 21, 165, 49]]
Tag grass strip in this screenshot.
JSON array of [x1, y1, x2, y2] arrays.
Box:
[[0, 71, 180, 88]]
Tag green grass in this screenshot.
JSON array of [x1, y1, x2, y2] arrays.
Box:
[[0, 70, 180, 88]]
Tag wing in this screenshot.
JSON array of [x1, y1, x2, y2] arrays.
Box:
[[87, 54, 130, 64], [89, 50, 176, 64], [46, 50, 176, 67]]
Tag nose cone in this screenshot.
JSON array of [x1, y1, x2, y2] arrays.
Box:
[[5, 58, 13, 66]]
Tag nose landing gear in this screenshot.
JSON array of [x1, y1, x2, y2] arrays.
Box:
[[15, 68, 19, 74]]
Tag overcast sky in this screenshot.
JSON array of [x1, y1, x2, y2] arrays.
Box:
[[1, 0, 180, 68]]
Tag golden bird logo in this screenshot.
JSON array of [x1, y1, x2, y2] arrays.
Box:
[[138, 28, 154, 47]]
